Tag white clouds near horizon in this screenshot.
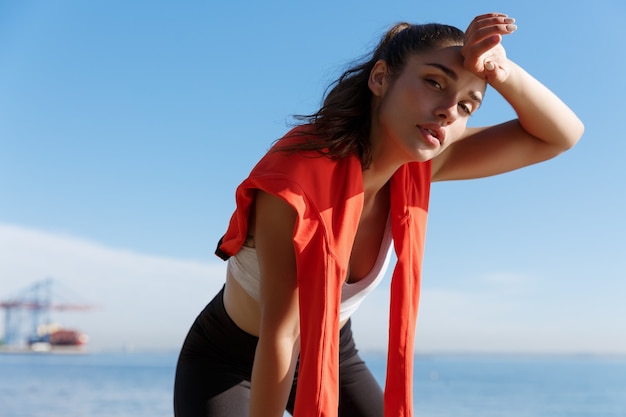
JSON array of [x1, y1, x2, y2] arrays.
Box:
[[0, 223, 225, 351], [1, 223, 624, 354]]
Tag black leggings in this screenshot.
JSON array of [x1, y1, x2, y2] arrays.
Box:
[[174, 287, 383, 416]]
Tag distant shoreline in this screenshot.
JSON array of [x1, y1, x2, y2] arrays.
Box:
[[0, 345, 88, 355], [5, 346, 623, 360]]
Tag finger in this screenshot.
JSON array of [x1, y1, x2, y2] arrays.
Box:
[[464, 34, 502, 63], [466, 12, 508, 33], [466, 14, 516, 34], [476, 15, 516, 30], [465, 19, 516, 46], [470, 12, 508, 23]]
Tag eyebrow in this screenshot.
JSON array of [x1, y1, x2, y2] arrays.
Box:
[[469, 91, 483, 106], [426, 63, 458, 80], [426, 62, 483, 105]]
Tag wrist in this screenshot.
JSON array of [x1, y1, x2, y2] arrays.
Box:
[[488, 60, 524, 94]]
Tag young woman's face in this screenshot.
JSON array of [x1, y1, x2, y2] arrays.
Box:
[[372, 45, 486, 163]]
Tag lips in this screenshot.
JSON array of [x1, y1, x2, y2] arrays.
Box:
[[418, 124, 445, 146]]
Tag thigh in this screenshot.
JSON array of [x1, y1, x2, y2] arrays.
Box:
[[174, 362, 250, 417], [174, 287, 259, 417], [284, 355, 384, 417], [338, 352, 384, 417], [337, 320, 384, 417], [175, 358, 252, 417]]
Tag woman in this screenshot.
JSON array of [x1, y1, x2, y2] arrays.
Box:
[[174, 13, 584, 417]]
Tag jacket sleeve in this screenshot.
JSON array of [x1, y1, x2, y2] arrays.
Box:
[[384, 161, 431, 417]]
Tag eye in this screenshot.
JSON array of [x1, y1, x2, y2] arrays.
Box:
[[426, 79, 443, 90], [458, 102, 472, 116]]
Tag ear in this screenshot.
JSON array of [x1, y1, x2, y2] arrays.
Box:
[[368, 59, 388, 97]]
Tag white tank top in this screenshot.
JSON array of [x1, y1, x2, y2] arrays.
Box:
[[227, 216, 393, 322]]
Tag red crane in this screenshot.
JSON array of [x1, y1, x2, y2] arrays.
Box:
[[1, 278, 93, 350]]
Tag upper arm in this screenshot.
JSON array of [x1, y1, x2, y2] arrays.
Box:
[[249, 190, 300, 416], [431, 119, 569, 182], [253, 190, 300, 339]]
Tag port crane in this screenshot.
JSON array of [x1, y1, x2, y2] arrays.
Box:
[[0, 278, 93, 348]]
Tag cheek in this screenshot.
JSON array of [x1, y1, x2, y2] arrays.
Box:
[[446, 121, 469, 144], [377, 93, 407, 128]]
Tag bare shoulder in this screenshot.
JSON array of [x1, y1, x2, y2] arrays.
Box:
[[254, 191, 297, 236]]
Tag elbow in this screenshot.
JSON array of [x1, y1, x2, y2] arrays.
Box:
[[569, 118, 585, 149], [535, 118, 584, 162], [558, 117, 585, 153]]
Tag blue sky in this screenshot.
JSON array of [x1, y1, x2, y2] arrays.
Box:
[[1, 0, 625, 353]]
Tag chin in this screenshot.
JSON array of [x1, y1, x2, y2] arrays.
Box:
[[410, 148, 438, 163]]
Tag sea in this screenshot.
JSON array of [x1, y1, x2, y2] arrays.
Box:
[[1, 351, 625, 417]]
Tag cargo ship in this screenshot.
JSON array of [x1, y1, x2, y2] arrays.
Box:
[[26, 322, 89, 352]]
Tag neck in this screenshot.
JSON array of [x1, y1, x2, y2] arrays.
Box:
[[362, 132, 405, 202], [364, 108, 410, 198], [361, 158, 398, 211]]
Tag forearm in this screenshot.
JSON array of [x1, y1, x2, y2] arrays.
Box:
[[250, 191, 301, 416], [492, 60, 584, 149], [250, 335, 299, 417]]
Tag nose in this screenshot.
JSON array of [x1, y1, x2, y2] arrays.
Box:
[[435, 100, 458, 126]]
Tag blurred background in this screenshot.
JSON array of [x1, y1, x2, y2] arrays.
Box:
[[1, 0, 624, 356], [2, 1, 626, 416]]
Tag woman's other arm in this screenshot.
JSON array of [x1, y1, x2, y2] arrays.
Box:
[[250, 190, 300, 417]]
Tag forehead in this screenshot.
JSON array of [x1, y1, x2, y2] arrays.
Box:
[[408, 46, 486, 93]]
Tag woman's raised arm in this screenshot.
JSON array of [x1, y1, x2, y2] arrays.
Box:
[[432, 13, 584, 181]]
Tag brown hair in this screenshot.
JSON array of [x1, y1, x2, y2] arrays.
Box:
[[280, 22, 464, 168]]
